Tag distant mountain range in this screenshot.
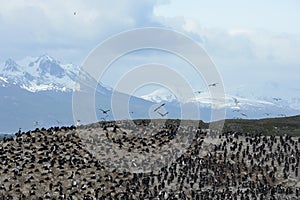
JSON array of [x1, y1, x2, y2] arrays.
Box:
[[0, 54, 299, 133], [0, 55, 157, 133], [0, 54, 78, 92], [141, 87, 300, 120]]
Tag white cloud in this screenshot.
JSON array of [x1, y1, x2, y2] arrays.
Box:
[[0, 0, 299, 100], [151, 15, 300, 99], [0, 0, 160, 63], [177, 18, 300, 65], [154, 0, 300, 34]]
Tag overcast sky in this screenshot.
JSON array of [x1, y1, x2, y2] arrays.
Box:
[[0, 0, 299, 99]]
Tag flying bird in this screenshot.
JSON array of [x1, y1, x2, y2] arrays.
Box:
[[232, 109, 240, 112], [99, 109, 110, 114], [153, 103, 165, 112], [232, 97, 240, 106], [101, 114, 109, 120], [194, 90, 203, 94], [73, 11, 76, 15], [208, 83, 219, 87], [273, 98, 282, 101], [158, 111, 169, 117], [264, 113, 271, 116], [240, 113, 247, 117]]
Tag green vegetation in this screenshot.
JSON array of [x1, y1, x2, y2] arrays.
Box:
[[128, 116, 300, 136], [223, 115, 300, 136], [3, 115, 299, 140]]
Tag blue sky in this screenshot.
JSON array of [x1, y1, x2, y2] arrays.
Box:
[[0, 0, 299, 100]]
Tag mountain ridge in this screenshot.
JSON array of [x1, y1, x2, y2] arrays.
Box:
[[0, 54, 299, 133], [0, 54, 79, 92]]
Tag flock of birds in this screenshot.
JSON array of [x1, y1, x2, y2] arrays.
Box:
[[28, 82, 287, 129], [94, 82, 222, 123], [229, 97, 286, 119], [0, 11, 297, 198], [194, 82, 287, 119], [97, 102, 169, 122], [0, 119, 299, 199]]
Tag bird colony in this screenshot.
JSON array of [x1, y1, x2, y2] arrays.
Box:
[[0, 120, 299, 199]]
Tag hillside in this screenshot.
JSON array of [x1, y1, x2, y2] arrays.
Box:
[[1, 120, 299, 199], [223, 115, 300, 136]]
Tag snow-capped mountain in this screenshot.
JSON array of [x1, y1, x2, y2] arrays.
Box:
[[141, 88, 177, 103], [139, 88, 300, 119], [141, 88, 274, 107], [0, 54, 299, 133], [0, 54, 158, 133], [0, 54, 79, 92]]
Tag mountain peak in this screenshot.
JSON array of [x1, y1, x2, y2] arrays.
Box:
[[4, 58, 20, 72], [37, 54, 55, 62], [37, 55, 65, 78], [0, 54, 82, 92]]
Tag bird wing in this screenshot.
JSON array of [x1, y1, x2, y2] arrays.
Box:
[[154, 104, 163, 111], [157, 111, 163, 116]]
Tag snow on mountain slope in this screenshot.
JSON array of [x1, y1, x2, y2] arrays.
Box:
[[0, 54, 80, 92], [141, 88, 275, 108], [0, 54, 299, 126], [140, 88, 177, 103], [0, 54, 159, 133], [139, 87, 300, 119], [0, 77, 7, 82]]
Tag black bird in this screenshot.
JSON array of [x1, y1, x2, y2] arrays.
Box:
[[273, 97, 282, 101], [240, 113, 247, 117], [194, 90, 203, 94], [158, 111, 169, 117], [154, 103, 165, 112], [232, 97, 240, 106], [208, 83, 218, 87], [99, 109, 110, 114]]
